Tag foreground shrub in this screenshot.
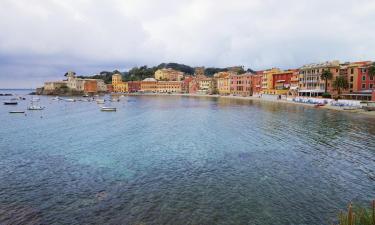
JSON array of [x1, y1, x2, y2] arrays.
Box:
[[333, 200, 375, 225]]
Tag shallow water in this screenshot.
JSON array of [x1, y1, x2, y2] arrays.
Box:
[[1, 91, 375, 225]]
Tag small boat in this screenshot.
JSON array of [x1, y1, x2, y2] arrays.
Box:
[[9, 111, 25, 114], [96, 99, 105, 104], [27, 105, 45, 110], [52, 96, 61, 101], [100, 107, 116, 112], [83, 94, 89, 97], [3, 101, 18, 105], [64, 98, 76, 102]]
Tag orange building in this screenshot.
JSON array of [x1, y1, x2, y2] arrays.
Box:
[[140, 78, 158, 92], [84, 80, 98, 94]]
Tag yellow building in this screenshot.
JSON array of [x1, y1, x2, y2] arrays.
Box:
[[112, 74, 128, 93], [261, 68, 282, 94], [215, 72, 232, 95], [199, 78, 215, 94], [140, 78, 158, 92], [154, 68, 184, 81], [157, 81, 182, 93]]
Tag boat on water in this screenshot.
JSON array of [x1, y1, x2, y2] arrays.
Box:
[[27, 105, 45, 110], [64, 98, 76, 102], [96, 99, 105, 104], [9, 111, 25, 114], [3, 101, 18, 105], [314, 103, 326, 108], [100, 107, 116, 112], [52, 96, 61, 101]]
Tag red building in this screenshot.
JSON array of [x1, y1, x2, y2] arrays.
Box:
[[84, 80, 98, 93], [182, 76, 193, 93], [272, 70, 297, 91], [189, 78, 199, 94], [230, 73, 253, 96], [106, 84, 113, 93], [128, 81, 141, 93], [251, 72, 263, 95]]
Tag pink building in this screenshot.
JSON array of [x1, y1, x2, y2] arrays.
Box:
[[230, 73, 253, 96], [189, 78, 199, 94]]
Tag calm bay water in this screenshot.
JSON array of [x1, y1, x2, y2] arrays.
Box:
[[1, 90, 375, 225]]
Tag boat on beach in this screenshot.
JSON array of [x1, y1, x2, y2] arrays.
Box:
[[100, 107, 116, 112]]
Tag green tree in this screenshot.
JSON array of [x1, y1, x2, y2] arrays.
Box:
[[321, 69, 333, 94], [368, 62, 375, 80], [333, 76, 349, 98]]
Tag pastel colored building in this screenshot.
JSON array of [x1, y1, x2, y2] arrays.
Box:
[[128, 81, 141, 93], [141, 78, 158, 92], [97, 80, 107, 92], [182, 76, 193, 93], [215, 72, 232, 95], [199, 78, 216, 94], [272, 70, 298, 95], [230, 73, 253, 96], [251, 72, 263, 96], [84, 80, 98, 93], [261, 68, 282, 94], [112, 74, 128, 93], [157, 81, 182, 93], [342, 62, 375, 100], [189, 78, 199, 94], [298, 61, 340, 97], [155, 68, 184, 81], [44, 81, 68, 91], [106, 84, 113, 93]]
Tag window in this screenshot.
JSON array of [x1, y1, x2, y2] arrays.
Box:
[[349, 84, 353, 89], [362, 76, 366, 81], [350, 76, 353, 82], [362, 83, 366, 89], [370, 84, 373, 89], [351, 68, 354, 74], [370, 76, 374, 81]]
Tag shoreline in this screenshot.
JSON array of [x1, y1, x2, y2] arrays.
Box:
[[121, 92, 375, 117]]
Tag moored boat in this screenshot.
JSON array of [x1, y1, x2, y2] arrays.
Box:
[[96, 99, 105, 104], [27, 105, 45, 110], [64, 98, 76, 102], [3, 101, 18, 105], [100, 107, 116, 112], [9, 111, 25, 114]]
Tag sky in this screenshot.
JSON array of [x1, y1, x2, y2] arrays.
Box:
[[0, 0, 375, 88]]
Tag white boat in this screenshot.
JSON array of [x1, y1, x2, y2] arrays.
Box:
[[64, 98, 76, 102], [100, 107, 116, 112], [96, 99, 105, 104], [27, 105, 45, 110], [52, 96, 61, 101]]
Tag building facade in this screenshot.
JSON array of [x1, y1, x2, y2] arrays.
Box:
[[128, 81, 141, 93], [112, 74, 128, 93], [215, 72, 232, 95], [230, 73, 253, 96], [44, 81, 68, 91], [298, 61, 340, 97], [140, 78, 158, 92], [157, 81, 182, 93], [154, 68, 184, 81], [261, 68, 282, 94]]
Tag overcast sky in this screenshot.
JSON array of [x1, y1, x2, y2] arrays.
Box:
[[1, 0, 375, 88]]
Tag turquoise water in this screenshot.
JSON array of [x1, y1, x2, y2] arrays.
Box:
[[1, 90, 375, 225]]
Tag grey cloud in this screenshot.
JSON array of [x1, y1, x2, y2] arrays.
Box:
[[0, 0, 374, 88]]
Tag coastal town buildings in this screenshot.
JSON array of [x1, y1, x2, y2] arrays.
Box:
[[251, 72, 263, 96], [261, 68, 282, 95], [127, 81, 141, 93], [44, 81, 68, 91], [155, 68, 184, 81], [189, 79, 200, 94], [157, 81, 182, 93], [112, 74, 128, 93], [230, 73, 253, 96], [199, 78, 216, 94], [140, 78, 158, 92], [271, 70, 298, 95], [298, 61, 340, 97], [215, 72, 232, 95], [182, 76, 193, 93]]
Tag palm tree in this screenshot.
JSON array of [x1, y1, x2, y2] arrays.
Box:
[[321, 69, 333, 94], [333, 76, 349, 98], [368, 62, 375, 80]]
